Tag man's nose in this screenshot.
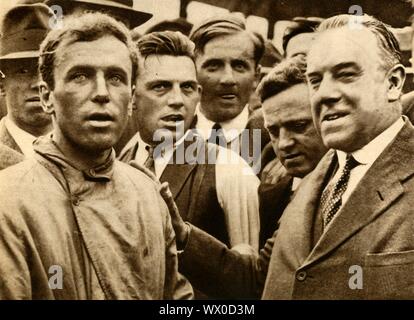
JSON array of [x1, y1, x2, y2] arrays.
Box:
[[167, 85, 184, 108], [29, 74, 40, 91], [219, 64, 236, 86], [92, 73, 110, 104], [278, 128, 295, 151], [313, 75, 341, 107]]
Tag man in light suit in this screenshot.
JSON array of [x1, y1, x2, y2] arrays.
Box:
[[164, 14, 414, 299]]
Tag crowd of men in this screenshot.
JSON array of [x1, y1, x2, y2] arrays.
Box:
[[0, 0, 413, 299]]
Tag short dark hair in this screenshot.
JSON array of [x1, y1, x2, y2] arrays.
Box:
[[282, 20, 320, 54], [316, 14, 402, 71], [190, 14, 265, 66], [257, 55, 307, 103], [145, 18, 193, 36], [39, 12, 138, 90], [137, 31, 195, 61]]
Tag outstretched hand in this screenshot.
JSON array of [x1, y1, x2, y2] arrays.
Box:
[[129, 160, 190, 249]]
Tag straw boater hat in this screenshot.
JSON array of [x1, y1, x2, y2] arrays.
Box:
[[0, 2, 53, 60], [44, 0, 152, 28]]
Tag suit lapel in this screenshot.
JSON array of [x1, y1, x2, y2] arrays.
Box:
[[277, 150, 337, 266], [0, 118, 22, 153], [159, 138, 199, 200], [302, 120, 414, 268]]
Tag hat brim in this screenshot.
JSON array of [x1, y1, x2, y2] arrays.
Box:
[[46, 0, 153, 27], [0, 50, 39, 60]]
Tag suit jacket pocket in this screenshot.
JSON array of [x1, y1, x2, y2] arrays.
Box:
[[364, 250, 414, 299]]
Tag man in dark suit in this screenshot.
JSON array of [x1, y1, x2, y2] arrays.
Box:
[[119, 31, 260, 252], [119, 31, 260, 298], [163, 14, 414, 299], [0, 2, 53, 162], [190, 14, 266, 174]]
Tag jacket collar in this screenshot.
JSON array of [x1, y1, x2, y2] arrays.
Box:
[[280, 118, 414, 269], [33, 135, 115, 182]]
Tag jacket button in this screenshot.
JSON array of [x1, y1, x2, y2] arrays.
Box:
[[72, 197, 80, 206], [296, 271, 307, 281]]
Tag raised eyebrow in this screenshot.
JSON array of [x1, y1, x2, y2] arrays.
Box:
[[201, 59, 223, 68]]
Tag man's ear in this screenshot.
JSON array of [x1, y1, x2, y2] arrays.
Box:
[[387, 64, 406, 102], [39, 81, 54, 114]]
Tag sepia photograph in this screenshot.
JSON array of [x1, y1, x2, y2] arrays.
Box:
[[0, 0, 413, 308]]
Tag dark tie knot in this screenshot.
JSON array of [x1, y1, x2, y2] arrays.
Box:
[[212, 122, 223, 131], [345, 154, 360, 171], [145, 145, 154, 158], [209, 123, 226, 146]]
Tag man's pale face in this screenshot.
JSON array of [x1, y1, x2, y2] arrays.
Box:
[[1, 58, 51, 135], [306, 27, 398, 153], [135, 55, 200, 145], [285, 32, 316, 58], [46, 35, 133, 153], [263, 83, 327, 178], [195, 32, 259, 122]]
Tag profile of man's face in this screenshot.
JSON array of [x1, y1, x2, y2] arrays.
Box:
[[306, 27, 403, 153], [134, 55, 200, 145], [1, 58, 51, 135], [41, 35, 134, 153], [263, 83, 327, 178], [195, 32, 259, 123]]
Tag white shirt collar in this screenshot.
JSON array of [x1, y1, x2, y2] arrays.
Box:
[[4, 116, 36, 158], [336, 117, 405, 168], [195, 103, 249, 143], [291, 177, 302, 192], [126, 130, 189, 178]]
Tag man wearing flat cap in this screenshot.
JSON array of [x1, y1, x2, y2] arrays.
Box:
[[0, 1, 53, 168]]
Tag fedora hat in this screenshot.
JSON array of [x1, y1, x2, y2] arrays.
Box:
[[0, 2, 53, 60], [45, 0, 152, 28]]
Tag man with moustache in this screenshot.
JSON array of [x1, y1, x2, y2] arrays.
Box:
[[165, 14, 414, 299], [119, 31, 260, 254], [0, 13, 192, 300], [0, 2, 53, 165], [190, 14, 265, 172]]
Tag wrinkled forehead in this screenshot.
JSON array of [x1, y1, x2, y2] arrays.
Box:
[[307, 27, 382, 74]]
